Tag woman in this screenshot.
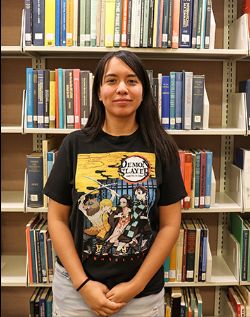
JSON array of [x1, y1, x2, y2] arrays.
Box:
[[44, 50, 187, 317]]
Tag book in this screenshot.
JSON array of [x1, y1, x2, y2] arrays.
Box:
[[90, 0, 97, 47], [39, 287, 50, 316], [169, 241, 177, 282], [121, 0, 129, 47], [165, 291, 172, 316], [33, 70, 38, 128], [192, 219, 201, 282], [176, 223, 184, 282], [66, 0, 74, 46], [26, 152, 44, 208], [57, 68, 64, 128], [25, 0, 33, 46], [191, 0, 199, 47], [84, 0, 91, 46], [161, 75, 170, 129], [65, 69, 75, 129], [147, 0, 154, 47], [204, 0, 212, 49], [73, 0, 79, 46], [171, 287, 182, 317], [49, 70, 56, 128], [239, 80, 250, 130], [179, 0, 193, 48], [39, 221, 49, 283], [183, 151, 193, 209], [47, 238, 55, 283], [80, 70, 90, 128], [33, 0, 45, 45], [164, 255, 170, 283], [79, 0, 86, 46], [44, 0, 55, 46], [37, 69, 45, 128], [114, 0, 122, 47], [162, 0, 170, 48], [171, 0, 181, 48], [30, 287, 43, 317], [44, 69, 50, 128], [61, 0, 67, 46], [55, 0, 61, 46], [35, 218, 47, 283], [182, 71, 193, 130], [199, 149, 207, 208], [73, 69, 81, 129], [184, 219, 196, 282], [45, 288, 53, 317], [26, 68, 34, 128], [105, 0, 116, 47], [175, 71, 183, 130], [228, 286, 245, 317], [204, 149, 213, 208], [192, 75, 205, 130], [169, 71, 176, 129]]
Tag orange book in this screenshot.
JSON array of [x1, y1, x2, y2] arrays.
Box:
[[121, 0, 128, 47], [73, 69, 81, 129], [169, 241, 177, 282], [183, 151, 193, 209], [66, 0, 74, 46], [55, 69, 59, 128], [178, 149, 185, 208], [171, 0, 181, 48]]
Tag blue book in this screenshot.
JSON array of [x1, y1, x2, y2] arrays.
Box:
[[61, 0, 66, 46], [46, 238, 54, 283], [57, 68, 64, 128], [179, 0, 194, 48], [55, 0, 61, 46], [169, 72, 176, 130], [39, 221, 48, 283], [25, 0, 33, 46], [200, 219, 208, 282], [192, 149, 200, 208], [32, 0, 45, 45], [204, 150, 213, 208], [239, 80, 250, 130], [39, 288, 50, 316], [200, 0, 207, 48], [26, 68, 34, 128], [175, 71, 183, 129], [47, 149, 56, 177], [45, 289, 53, 317], [161, 75, 170, 129], [37, 70, 45, 128], [163, 256, 170, 283]]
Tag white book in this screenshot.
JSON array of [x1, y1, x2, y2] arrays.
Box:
[[183, 71, 193, 130], [241, 148, 250, 211], [100, 0, 105, 47], [90, 0, 97, 46], [229, 13, 249, 50], [130, 0, 138, 47], [134, 0, 142, 47]]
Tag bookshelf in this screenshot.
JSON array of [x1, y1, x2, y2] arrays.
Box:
[[1, 0, 249, 316]]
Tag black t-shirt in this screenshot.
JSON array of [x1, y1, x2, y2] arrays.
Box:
[[43, 129, 187, 297]]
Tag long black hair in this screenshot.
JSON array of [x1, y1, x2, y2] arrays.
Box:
[[84, 50, 179, 164]]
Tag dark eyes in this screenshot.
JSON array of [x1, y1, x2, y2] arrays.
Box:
[[105, 78, 139, 85]]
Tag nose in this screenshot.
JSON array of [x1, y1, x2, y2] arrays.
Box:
[[116, 81, 128, 94]]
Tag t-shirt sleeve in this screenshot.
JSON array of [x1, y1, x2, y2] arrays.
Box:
[[43, 137, 73, 206], [158, 157, 187, 206]]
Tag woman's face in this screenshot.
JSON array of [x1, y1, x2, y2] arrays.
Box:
[[120, 197, 128, 208], [98, 57, 143, 122]]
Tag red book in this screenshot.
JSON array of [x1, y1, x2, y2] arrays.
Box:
[[73, 69, 81, 129], [171, 0, 181, 48], [121, 0, 128, 47], [55, 69, 59, 128], [178, 149, 185, 208]]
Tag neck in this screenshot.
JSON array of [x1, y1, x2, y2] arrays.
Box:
[[102, 118, 138, 136]]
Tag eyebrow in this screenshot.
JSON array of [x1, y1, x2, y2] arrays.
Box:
[[104, 73, 137, 78]]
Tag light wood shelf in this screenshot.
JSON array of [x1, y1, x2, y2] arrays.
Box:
[[1, 191, 25, 212], [1, 255, 27, 287]]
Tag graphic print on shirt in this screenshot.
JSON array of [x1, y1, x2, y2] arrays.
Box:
[[75, 152, 157, 258]]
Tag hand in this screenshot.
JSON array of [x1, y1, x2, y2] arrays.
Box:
[[79, 280, 126, 316], [106, 281, 142, 303]]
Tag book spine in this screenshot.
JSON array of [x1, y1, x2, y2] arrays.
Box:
[[44, 69, 50, 128], [199, 150, 206, 208], [80, 71, 90, 128], [55, 0, 61, 46], [114, 0, 122, 47], [26, 68, 34, 128], [45, 0, 56, 46], [157, 0, 164, 47], [167, 0, 173, 47], [169, 71, 176, 129], [196, 0, 203, 48], [191, 0, 199, 47], [183, 152, 193, 209], [121, 0, 129, 46], [164, 255, 170, 282], [33, 70, 38, 128], [194, 151, 200, 208], [191, 74, 205, 130], [73, 0, 79, 46], [66, 0, 74, 46], [61, 0, 67, 45], [33, 0, 45, 46], [37, 69, 45, 128], [185, 222, 196, 282], [204, 0, 211, 48], [161, 75, 170, 130], [39, 230, 48, 283], [65, 69, 75, 129], [79, 0, 86, 46], [169, 241, 177, 282], [73, 69, 81, 129], [25, 0, 33, 46], [204, 150, 213, 208], [99, 0, 106, 47], [139, 0, 145, 47], [161, 0, 169, 48], [90, 0, 97, 46], [47, 238, 54, 283], [239, 80, 250, 130], [57, 68, 64, 128], [175, 71, 183, 130], [242, 228, 249, 281], [182, 71, 193, 130], [179, 0, 193, 48], [105, 0, 116, 47], [27, 154, 44, 209], [181, 221, 188, 281], [147, 0, 154, 47], [176, 227, 184, 281], [152, 0, 158, 47], [84, 0, 91, 46], [49, 70, 56, 128], [171, 0, 181, 48], [200, 0, 207, 49]]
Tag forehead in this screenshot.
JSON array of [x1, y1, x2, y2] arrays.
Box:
[[103, 57, 135, 76]]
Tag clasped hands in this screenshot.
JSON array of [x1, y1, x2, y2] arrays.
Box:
[[79, 279, 141, 317]]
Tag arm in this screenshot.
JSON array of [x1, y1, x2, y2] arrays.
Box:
[[48, 198, 125, 316], [106, 200, 181, 302]]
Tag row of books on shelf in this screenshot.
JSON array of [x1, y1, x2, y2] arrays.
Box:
[[24, 0, 215, 49], [26, 215, 55, 284], [26, 144, 214, 210], [229, 214, 250, 283], [30, 287, 52, 317], [226, 286, 250, 317], [164, 218, 210, 283], [25, 67, 212, 130]]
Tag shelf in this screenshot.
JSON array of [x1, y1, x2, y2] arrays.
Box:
[[1, 255, 27, 287], [1, 191, 25, 212], [1, 125, 23, 134], [26, 206, 48, 213], [164, 255, 238, 287], [1, 46, 25, 57], [22, 127, 248, 136], [22, 46, 248, 60]]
